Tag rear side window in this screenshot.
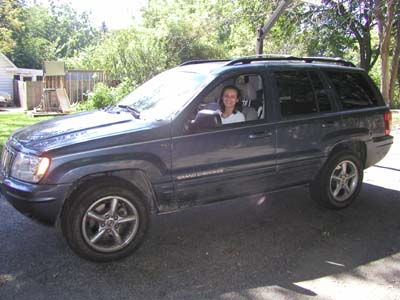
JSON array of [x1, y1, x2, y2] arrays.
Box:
[[274, 70, 331, 117], [309, 72, 331, 112], [326, 71, 378, 109]]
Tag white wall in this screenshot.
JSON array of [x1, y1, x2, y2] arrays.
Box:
[[0, 55, 15, 97]]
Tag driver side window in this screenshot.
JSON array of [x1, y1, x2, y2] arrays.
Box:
[[184, 73, 265, 134], [198, 74, 265, 123]]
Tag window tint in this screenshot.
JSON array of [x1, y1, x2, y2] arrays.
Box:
[[309, 72, 331, 112], [275, 71, 330, 117], [326, 71, 378, 109]]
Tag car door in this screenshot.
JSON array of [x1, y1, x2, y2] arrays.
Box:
[[272, 68, 339, 188], [170, 69, 277, 208]]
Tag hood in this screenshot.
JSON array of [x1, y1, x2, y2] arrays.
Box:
[[10, 110, 158, 153]]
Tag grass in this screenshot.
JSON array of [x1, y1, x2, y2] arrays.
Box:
[[0, 112, 53, 152]]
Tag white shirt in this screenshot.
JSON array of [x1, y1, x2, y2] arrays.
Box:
[[216, 109, 245, 125]]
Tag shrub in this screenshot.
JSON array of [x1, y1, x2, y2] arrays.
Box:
[[75, 81, 135, 111]]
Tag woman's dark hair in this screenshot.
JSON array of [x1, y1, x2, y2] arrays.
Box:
[[219, 85, 242, 113]]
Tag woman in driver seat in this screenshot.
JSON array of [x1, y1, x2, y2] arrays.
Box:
[[217, 85, 245, 124]]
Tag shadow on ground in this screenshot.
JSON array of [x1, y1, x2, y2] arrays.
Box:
[[1, 183, 400, 299]]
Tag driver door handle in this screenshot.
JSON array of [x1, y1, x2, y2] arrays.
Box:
[[249, 131, 273, 139], [322, 121, 335, 128]]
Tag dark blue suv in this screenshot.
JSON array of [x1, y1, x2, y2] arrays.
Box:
[[0, 56, 394, 261]]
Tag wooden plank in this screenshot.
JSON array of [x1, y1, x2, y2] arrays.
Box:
[[56, 88, 71, 113], [24, 81, 44, 110], [18, 81, 27, 110]]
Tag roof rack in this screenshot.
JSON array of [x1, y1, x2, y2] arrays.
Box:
[[180, 59, 231, 66], [226, 55, 356, 67]]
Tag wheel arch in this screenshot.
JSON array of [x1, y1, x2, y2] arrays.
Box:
[[59, 170, 153, 261], [58, 169, 158, 226], [328, 140, 367, 168]]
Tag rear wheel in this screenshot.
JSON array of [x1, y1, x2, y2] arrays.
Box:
[[310, 151, 363, 209], [61, 182, 149, 262]]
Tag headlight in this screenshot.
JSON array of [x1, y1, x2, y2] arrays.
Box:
[[10, 152, 50, 183]]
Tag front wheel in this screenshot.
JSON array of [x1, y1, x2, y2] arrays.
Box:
[[310, 151, 363, 209], [61, 182, 149, 262]]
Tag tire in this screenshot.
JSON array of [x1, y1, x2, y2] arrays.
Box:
[[310, 151, 363, 209], [61, 181, 149, 262]]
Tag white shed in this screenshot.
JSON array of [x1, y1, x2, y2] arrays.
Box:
[[0, 52, 17, 97], [0, 52, 44, 101]]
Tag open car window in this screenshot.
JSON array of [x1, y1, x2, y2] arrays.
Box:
[[198, 74, 265, 123]]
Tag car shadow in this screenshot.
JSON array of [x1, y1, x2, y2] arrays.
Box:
[[1, 183, 400, 299]]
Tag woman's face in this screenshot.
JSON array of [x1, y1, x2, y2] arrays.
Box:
[[222, 88, 239, 111]]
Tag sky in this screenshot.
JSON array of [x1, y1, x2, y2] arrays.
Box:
[[32, 0, 148, 29], [31, 0, 321, 29]]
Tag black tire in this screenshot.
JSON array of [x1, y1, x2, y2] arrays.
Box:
[[310, 151, 363, 209], [61, 181, 149, 262]]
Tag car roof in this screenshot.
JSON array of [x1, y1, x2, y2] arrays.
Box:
[[177, 56, 362, 75]]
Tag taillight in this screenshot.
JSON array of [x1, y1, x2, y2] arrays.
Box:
[[384, 111, 392, 135]]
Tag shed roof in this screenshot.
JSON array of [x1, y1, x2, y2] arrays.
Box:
[[0, 52, 17, 69]]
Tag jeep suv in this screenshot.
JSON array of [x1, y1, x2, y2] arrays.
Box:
[[0, 56, 394, 261]]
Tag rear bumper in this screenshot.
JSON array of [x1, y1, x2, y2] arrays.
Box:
[[365, 134, 394, 168], [0, 174, 71, 225]]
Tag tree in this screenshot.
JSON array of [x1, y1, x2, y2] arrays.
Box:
[[143, 0, 225, 64], [306, 0, 379, 71], [66, 27, 169, 86], [225, 0, 320, 56], [390, 16, 400, 103], [374, 0, 400, 104], [7, 2, 99, 68], [12, 4, 59, 68], [0, 0, 24, 55], [68, 0, 317, 86], [48, 3, 99, 58], [304, 0, 399, 105]]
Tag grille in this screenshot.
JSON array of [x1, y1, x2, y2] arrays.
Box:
[[1, 145, 14, 177]]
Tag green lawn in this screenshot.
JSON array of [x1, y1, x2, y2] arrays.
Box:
[[0, 113, 53, 152]]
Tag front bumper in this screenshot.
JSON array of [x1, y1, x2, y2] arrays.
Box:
[[0, 174, 71, 225]]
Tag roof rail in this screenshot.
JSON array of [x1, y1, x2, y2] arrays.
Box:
[[226, 55, 356, 67], [180, 59, 231, 66]]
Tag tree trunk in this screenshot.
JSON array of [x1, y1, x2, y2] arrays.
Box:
[[374, 0, 396, 103], [389, 20, 400, 106], [328, 0, 375, 71]]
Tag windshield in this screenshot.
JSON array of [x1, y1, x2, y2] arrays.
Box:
[[118, 69, 212, 120]]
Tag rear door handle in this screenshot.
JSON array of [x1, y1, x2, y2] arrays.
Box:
[[249, 131, 273, 139], [322, 121, 335, 128]]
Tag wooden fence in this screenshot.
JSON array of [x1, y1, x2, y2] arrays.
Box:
[[15, 81, 44, 110], [12, 70, 108, 109], [65, 70, 107, 103]]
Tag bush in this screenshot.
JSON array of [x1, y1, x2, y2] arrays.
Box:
[[75, 81, 135, 111], [392, 82, 400, 109]]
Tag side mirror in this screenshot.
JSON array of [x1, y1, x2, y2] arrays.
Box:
[[190, 109, 221, 132]]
